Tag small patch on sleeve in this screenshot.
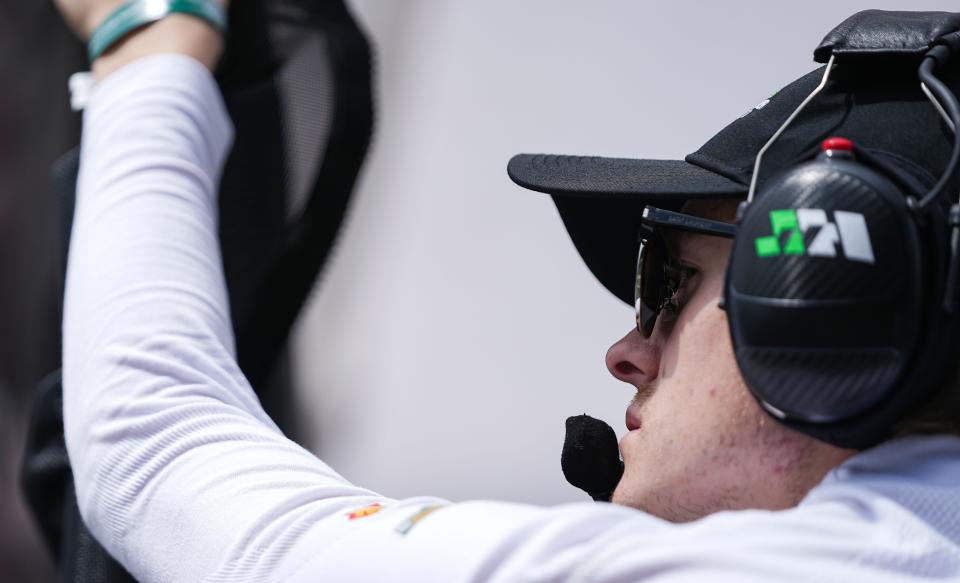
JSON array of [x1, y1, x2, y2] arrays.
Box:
[[395, 504, 445, 535]]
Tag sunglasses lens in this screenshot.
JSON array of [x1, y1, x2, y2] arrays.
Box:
[[635, 235, 664, 337]]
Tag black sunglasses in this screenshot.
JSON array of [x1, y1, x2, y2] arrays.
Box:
[[635, 206, 737, 337]]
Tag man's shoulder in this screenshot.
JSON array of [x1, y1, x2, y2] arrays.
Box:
[[567, 437, 960, 581]]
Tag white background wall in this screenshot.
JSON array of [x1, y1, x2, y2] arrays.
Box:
[[292, 1, 959, 505]]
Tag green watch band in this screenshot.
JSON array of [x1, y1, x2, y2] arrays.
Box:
[[87, 0, 228, 63]]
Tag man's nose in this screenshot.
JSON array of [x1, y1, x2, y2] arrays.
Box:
[[605, 328, 660, 387]]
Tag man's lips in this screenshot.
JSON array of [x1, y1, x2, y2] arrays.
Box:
[[625, 408, 642, 431]]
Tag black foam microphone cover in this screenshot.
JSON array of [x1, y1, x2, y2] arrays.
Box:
[[561, 415, 624, 502]]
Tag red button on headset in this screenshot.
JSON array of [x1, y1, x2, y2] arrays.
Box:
[[821, 137, 855, 152]]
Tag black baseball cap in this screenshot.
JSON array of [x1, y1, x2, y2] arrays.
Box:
[[508, 57, 957, 306]]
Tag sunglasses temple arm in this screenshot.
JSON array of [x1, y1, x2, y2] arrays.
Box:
[[642, 206, 737, 238]]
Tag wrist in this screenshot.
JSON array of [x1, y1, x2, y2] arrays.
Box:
[[92, 14, 224, 80]]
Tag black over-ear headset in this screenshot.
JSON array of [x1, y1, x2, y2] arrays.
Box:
[[726, 34, 960, 449]]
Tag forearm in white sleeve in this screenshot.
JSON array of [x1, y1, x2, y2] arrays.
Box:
[[62, 54, 396, 581]]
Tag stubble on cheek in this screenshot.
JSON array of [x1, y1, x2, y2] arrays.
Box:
[[613, 434, 745, 522], [613, 380, 815, 521]]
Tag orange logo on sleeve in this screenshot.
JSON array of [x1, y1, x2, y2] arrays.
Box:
[[347, 503, 383, 520]]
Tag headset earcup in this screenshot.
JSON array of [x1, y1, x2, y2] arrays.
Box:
[[863, 200, 960, 441], [725, 158, 924, 447]]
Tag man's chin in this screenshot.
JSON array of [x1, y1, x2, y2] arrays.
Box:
[[609, 480, 641, 510], [610, 480, 687, 522], [610, 491, 631, 508]]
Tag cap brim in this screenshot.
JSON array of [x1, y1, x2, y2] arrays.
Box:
[[508, 154, 747, 305], [507, 154, 747, 199]]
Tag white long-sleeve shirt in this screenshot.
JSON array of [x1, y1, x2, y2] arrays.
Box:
[[63, 54, 960, 583]]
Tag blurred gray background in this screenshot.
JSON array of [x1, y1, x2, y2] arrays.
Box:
[[2, 1, 957, 579]]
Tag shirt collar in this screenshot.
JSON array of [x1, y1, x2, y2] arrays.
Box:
[[821, 434, 960, 487]]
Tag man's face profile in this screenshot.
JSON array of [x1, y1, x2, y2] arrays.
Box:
[[605, 199, 855, 522]]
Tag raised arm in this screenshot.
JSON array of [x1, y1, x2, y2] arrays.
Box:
[[58, 4, 702, 582], [60, 4, 397, 579]]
